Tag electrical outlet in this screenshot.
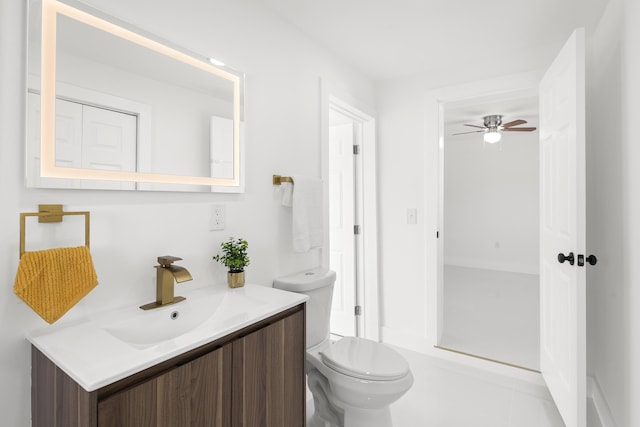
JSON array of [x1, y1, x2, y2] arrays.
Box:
[[210, 205, 225, 231]]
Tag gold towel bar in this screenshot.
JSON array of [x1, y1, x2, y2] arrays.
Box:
[[19, 204, 90, 258], [272, 175, 294, 185]]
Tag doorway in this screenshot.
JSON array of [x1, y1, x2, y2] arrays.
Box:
[[328, 108, 360, 337], [422, 30, 586, 427], [321, 85, 380, 341], [438, 93, 540, 371]]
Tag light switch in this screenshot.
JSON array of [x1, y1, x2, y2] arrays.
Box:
[[407, 208, 417, 225]]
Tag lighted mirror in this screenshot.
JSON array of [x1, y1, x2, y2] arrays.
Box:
[[26, 0, 244, 192]]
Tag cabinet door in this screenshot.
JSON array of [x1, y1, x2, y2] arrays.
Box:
[[232, 309, 305, 427], [98, 345, 231, 427]]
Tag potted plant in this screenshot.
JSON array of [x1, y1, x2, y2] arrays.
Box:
[[213, 237, 250, 288]]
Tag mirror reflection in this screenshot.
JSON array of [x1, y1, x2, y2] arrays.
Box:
[[27, 0, 244, 192]]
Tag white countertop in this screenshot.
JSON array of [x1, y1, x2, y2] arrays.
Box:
[[27, 284, 307, 391]]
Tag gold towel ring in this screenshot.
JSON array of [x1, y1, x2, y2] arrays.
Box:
[[19, 204, 90, 258]]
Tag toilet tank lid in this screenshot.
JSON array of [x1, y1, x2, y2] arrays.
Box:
[[273, 269, 336, 292]]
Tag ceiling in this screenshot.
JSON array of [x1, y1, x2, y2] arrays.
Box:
[[260, 0, 610, 82], [260, 0, 608, 131]]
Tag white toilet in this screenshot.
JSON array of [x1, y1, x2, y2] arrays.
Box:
[[274, 269, 413, 427]]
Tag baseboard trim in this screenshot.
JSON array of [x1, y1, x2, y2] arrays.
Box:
[[588, 376, 616, 427], [380, 326, 432, 353]]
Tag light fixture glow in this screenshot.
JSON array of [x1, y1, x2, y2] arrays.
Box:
[[208, 57, 225, 67], [483, 130, 502, 144]]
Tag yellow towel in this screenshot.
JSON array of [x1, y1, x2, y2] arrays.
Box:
[[14, 246, 98, 324]]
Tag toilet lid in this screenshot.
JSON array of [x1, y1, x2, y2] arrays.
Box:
[[319, 337, 409, 381]]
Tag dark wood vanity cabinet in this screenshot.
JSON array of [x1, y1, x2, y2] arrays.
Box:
[[32, 304, 305, 427], [233, 310, 306, 426], [97, 345, 232, 427]]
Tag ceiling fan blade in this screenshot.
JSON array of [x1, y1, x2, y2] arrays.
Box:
[[452, 130, 484, 135], [502, 119, 527, 128], [463, 124, 486, 129], [503, 127, 537, 132]]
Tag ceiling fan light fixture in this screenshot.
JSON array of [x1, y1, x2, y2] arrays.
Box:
[[484, 129, 501, 144]]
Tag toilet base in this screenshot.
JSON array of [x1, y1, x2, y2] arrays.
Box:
[[309, 402, 393, 427], [307, 365, 397, 427]]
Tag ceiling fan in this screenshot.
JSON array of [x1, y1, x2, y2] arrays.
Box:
[[452, 114, 537, 143]]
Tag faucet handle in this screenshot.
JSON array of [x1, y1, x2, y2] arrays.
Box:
[[157, 255, 183, 267]]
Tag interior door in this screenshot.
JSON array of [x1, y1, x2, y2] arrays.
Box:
[[27, 94, 83, 188], [81, 104, 137, 190], [329, 122, 357, 337], [539, 28, 586, 427]]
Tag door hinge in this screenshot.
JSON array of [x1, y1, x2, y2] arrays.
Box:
[[354, 225, 361, 235], [353, 145, 360, 155], [355, 305, 362, 316], [437, 231, 439, 238]]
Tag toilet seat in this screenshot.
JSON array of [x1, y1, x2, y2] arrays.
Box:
[[319, 337, 410, 381]]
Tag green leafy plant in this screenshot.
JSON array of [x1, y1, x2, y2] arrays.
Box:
[[212, 237, 250, 273]]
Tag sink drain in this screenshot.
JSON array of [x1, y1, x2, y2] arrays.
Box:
[[170, 310, 179, 320]]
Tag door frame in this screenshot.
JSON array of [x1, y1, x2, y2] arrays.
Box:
[[320, 79, 380, 341], [423, 71, 546, 379]]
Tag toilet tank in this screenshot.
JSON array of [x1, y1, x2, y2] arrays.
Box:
[[273, 269, 337, 348]]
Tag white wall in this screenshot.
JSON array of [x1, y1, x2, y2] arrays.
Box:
[[375, 79, 430, 342], [588, 0, 640, 424], [443, 131, 539, 274], [376, 71, 542, 349], [586, 0, 625, 422], [625, 0, 640, 423], [0, 0, 374, 425]]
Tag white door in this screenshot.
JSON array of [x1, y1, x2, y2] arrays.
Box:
[[539, 28, 586, 427], [329, 122, 357, 337], [81, 104, 137, 190], [27, 94, 83, 188], [26, 94, 137, 190]]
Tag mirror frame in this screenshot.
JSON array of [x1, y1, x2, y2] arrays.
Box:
[[35, 0, 243, 190]]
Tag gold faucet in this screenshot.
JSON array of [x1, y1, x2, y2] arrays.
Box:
[[140, 256, 193, 310]]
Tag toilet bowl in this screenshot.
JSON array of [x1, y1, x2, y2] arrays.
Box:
[[273, 269, 413, 427], [306, 337, 414, 427]]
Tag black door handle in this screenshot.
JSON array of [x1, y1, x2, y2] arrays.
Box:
[[577, 253, 598, 266], [557, 252, 575, 265]]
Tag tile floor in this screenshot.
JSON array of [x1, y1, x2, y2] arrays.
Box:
[[308, 345, 602, 426], [388, 346, 564, 427], [311, 265, 602, 426]]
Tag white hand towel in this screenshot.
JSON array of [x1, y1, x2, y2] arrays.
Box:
[[291, 175, 323, 253], [280, 182, 293, 207]]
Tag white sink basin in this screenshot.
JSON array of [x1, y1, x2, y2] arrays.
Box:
[[27, 284, 308, 391], [103, 290, 226, 348], [103, 287, 268, 348]]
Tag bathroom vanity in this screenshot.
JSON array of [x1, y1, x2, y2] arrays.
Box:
[[28, 285, 307, 426]]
